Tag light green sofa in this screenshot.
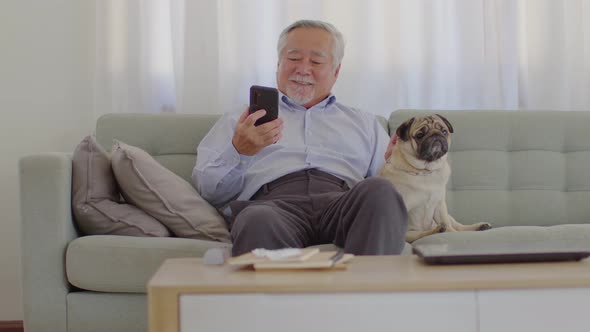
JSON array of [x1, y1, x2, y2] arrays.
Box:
[[19, 110, 590, 332]]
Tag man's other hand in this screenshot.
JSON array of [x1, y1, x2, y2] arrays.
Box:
[[384, 134, 397, 161], [232, 107, 283, 156]]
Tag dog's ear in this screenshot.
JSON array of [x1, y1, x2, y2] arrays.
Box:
[[396, 117, 415, 141], [436, 114, 454, 133]]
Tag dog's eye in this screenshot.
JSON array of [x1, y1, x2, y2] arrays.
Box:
[[415, 132, 425, 139], [442, 129, 448, 135]]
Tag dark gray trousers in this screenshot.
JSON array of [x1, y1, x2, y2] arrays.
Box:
[[229, 169, 408, 256]]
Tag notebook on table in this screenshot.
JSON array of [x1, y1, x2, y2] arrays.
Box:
[[413, 241, 590, 265], [227, 248, 354, 270]]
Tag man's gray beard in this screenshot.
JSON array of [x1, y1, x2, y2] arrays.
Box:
[[286, 87, 314, 106]]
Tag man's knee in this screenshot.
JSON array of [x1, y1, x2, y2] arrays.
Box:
[[230, 204, 282, 256], [354, 177, 408, 231], [340, 177, 408, 255], [231, 204, 277, 236], [355, 177, 404, 207]]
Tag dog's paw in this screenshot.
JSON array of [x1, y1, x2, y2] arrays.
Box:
[[476, 223, 492, 231], [436, 224, 447, 233]]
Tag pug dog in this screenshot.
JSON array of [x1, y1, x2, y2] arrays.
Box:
[[379, 114, 491, 243]]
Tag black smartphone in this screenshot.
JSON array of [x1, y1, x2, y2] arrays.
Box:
[[249, 85, 279, 126]]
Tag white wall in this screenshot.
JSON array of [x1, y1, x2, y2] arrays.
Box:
[[0, 0, 94, 320]]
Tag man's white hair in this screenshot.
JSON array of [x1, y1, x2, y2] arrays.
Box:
[[277, 20, 345, 70]]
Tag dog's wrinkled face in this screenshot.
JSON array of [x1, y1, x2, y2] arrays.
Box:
[[396, 114, 454, 162]]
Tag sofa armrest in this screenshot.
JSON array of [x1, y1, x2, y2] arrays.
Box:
[[19, 152, 78, 332]]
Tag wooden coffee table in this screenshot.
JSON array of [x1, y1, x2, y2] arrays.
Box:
[[148, 255, 590, 332]]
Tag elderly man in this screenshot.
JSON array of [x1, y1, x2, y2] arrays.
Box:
[[193, 20, 407, 256]]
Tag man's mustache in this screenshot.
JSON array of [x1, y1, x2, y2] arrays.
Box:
[[289, 75, 315, 85]]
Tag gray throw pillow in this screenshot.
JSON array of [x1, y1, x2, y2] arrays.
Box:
[[110, 140, 231, 243], [72, 136, 171, 237]]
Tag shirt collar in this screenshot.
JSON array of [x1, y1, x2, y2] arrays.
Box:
[[280, 92, 337, 111]]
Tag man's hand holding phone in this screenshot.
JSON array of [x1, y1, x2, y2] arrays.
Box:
[[249, 85, 278, 126], [232, 107, 283, 156]]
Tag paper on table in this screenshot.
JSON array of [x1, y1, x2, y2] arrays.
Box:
[[253, 251, 354, 270], [252, 248, 305, 260], [227, 248, 320, 266]]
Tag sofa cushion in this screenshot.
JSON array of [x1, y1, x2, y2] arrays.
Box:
[[413, 225, 590, 250], [71, 136, 170, 237], [66, 235, 231, 293], [111, 140, 231, 242], [66, 236, 412, 293]]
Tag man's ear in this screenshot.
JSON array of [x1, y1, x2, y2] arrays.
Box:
[[436, 114, 454, 133], [396, 117, 415, 141], [334, 63, 341, 79]]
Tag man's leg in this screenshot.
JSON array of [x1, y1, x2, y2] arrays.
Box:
[[229, 200, 313, 256], [319, 177, 408, 255]]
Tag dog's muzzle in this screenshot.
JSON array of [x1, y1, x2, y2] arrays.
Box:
[[418, 135, 448, 162]]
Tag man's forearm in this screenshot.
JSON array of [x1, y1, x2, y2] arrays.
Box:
[[193, 143, 254, 207], [192, 172, 241, 207]]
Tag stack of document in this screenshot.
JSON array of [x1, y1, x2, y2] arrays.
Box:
[[227, 248, 353, 270]]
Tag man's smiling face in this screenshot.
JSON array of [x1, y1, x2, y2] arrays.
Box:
[[277, 27, 340, 108]]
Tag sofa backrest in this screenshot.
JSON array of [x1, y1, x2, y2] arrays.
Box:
[[96, 113, 388, 183], [389, 110, 590, 227], [96, 111, 590, 228], [96, 113, 221, 183]]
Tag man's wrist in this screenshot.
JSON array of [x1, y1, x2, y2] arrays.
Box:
[[229, 141, 254, 166]]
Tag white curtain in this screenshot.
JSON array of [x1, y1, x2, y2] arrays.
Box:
[[93, 0, 590, 120]]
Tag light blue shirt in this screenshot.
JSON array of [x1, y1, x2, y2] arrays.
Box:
[[193, 93, 390, 208]]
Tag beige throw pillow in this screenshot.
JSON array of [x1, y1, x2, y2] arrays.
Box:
[[111, 140, 231, 243], [72, 136, 171, 237]]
